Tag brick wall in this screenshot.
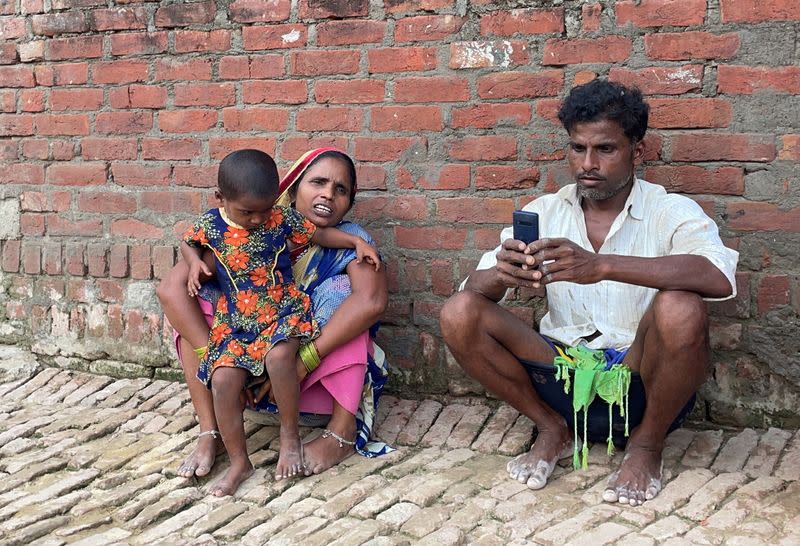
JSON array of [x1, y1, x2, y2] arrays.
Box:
[[1, 0, 798, 426]]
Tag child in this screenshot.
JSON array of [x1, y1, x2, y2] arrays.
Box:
[[180, 149, 379, 496]]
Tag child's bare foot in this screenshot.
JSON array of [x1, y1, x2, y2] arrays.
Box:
[[210, 458, 254, 497], [178, 430, 223, 478], [275, 429, 304, 480], [303, 427, 356, 476]]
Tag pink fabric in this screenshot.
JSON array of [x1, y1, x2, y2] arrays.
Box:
[[173, 297, 369, 416]]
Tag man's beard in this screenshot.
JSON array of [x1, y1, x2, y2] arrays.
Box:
[[577, 174, 633, 201]]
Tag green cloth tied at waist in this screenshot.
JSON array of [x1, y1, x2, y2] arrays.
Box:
[[553, 344, 632, 470]]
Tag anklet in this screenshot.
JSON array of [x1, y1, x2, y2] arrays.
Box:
[[321, 428, 355, 448], [198, 429, 220, 439]]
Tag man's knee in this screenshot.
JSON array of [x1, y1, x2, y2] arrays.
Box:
[[440, 290, 483, 341], [652, 290, 708, 347]]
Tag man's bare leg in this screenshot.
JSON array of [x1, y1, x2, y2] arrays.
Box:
[[441, 290, 569, 490], [604, 291, 709, 505]]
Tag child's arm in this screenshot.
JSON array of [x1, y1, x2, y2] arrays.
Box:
[[311, 227, 381, 271], [180, 241, 214, 297]]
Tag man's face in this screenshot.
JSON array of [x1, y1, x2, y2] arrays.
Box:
[[566, 119, 645, 202]]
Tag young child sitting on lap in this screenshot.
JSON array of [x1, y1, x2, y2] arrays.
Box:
[[180, 149, 379, 496]]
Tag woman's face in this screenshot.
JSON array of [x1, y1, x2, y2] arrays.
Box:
[[293, 157, 353, 228]]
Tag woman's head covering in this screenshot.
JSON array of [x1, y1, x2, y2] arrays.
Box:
[[276, 147, 356, 207]]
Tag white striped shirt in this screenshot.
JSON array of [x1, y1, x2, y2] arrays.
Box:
[[469, 178, 739, 350]]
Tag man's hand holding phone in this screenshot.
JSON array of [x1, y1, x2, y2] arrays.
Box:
[[494, 211, 543, 289]]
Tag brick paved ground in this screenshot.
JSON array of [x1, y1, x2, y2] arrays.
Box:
[[1, 346, 799, 546]]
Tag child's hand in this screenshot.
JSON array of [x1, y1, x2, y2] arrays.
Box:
[[186, 259, 212, 297], [355, 239, 381, 271]]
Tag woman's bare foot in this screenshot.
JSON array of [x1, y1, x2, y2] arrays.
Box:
[[210, 458, 254, 497], [506, 420, 571, 490], [177, 431, 223, 478], [602, 441, 664, 506], [275, 429, 305, 480], [302, 427, 356, 476]]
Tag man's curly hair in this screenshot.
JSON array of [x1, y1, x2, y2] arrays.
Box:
[[557, 79, 649, 142]]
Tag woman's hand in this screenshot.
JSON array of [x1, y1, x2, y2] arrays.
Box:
[[354, 239, 381, 271]]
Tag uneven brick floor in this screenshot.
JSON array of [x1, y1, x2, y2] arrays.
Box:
[[1, 349, 799, 545]]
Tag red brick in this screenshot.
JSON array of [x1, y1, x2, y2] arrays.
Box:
[[726, 202, 800, 233], [77, 191, 137, 213], [81, 137, 137, 160], [0, 66, 35, 88], [174, 165, 218, 188], [21, 213, 45, 236], [65, 242, 85, 276], [92, 59, 148, 84], [2, 240, 21, 273], [299, 0, 368, 18], [355, 164, 387, 190], [209, 137, 276, 159], [0, 163, 44, 184], [450, 40, 529, 69], [396, 164, 470, 190], [47, 162, 107, 186], [130, 244, 152, 279], [47, 214, 103, 236], [757, 275, 790, 314], [437, 197, 514, 224], [95, 111, 153, 134], [368, 47, 437, 73], [174, 29, 231, 53], [477, 70, 564, 99], [110, 32, 168, 56], [46, 36, 103, 61], [22, 243, 41, 274], [779, 135, 800, 160], [219, 54, 283, 79], [717, 66, 800, 95], [141, 138, 201, 161], [242, 24, 307, 50], [451, 103, 531, 129], [385, 0, 453, 13], [90, 6, 147, 31], [243, 80, 308, 104], [475, 166, 539, 190], [66, 280, 90, 303], [290, 49, 360, 76], [174, 82, 236, 107], [394, 76, 469, 103], [396, 14, 465, 42], [49, 88, 103, 111], [314, 79, 384, 104], [155, 0, 215, 27], [609, 65, 703, 95], [582, 3, 603, 32], [96, 279, 123, 302], [371, 105, 443, 132], [229, 0, 290, 22], [317, 20, 386, 46], [645, 165, 744, 195], [141, 191, 203, 214], [543, 36, 631, 65], [152, 245, 176, 279], [21, 140, 48, 160], [0, 91, 15, 113], [672, 133, 775, 162], [109, 243, 128, 277], [0, 17, 26, 39], [0, 43, 18, 65], [112, 219, 164, 240], [222, 107, 290, 132], [87, 244, 107, 277], [354, 136, 426, 162], [0, 115, 34, 137], [644, 31, 739, 60], [525, 133, 567, 161], [34, 62, 89, 86], [20, 89, 45, 112], [354, 195, 429, 221], [20, 191, 50, 211], [395, 226, 467, 250], [118, 85, 168, 109], [480, 8, 563, 36], [280, 136, 348, 161], [159, 109, 217, 133], [447, 136, 517, 161], [31, 12, 88, 36], [649, 98, 732, 129], [720, 0, 799, 23], [17, 41, 44, 63], [155, 58, 212, 81], [616, 0, 706, 28], [430, 259, 454, 296], [42, 242, 62, 275], [296, 107, 362, 132], [111, 163, 171, 186]]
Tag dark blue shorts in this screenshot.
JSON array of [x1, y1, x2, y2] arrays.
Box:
[[519, 342, 695, 446]]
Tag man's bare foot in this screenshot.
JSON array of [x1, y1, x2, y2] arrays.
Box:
[[210, 458, 254, 497], [177, 431, 223, 478], [275, 429, 304, 480], [507, 421, 572, 490], [302, 427, 356, 476], [602, 442, 663, 506]]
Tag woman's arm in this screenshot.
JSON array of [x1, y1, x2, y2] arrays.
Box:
[[156, 252, 215, 350]]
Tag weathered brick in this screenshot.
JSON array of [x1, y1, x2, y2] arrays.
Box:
[[644, 31, 739, 60], [543, 36, 631, 65], [449, 40, 529, 69], [480, 8, 563, 36]]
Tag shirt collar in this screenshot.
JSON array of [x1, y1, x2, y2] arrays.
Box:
[[561, 177, 645, 220]]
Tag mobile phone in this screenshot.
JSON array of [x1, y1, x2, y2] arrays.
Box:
[[513, 210, 539, 245]]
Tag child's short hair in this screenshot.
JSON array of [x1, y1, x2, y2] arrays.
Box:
[[218, 149, 280, 200]]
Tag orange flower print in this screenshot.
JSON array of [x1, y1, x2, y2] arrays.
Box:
[[287, 284, 302, 299], [257, 304, 277, 325], [227, 340, 245, 357], [226, 249, 249, 271], [250, 266, 268, 287], [210, 323, 232, 344], [247, 340, 268, 361], [213, 354, 234, 369], [216, 294, 228, 312], [262, 322, 278, 337], [297, 320, 313, 334], [267, 284, 283, 302], [287, 315, 301, 328], [184, 226, 208, 246], [224, 227, 249, 247], [236, 290, 258, 316], [266, 208, 284, 229]]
